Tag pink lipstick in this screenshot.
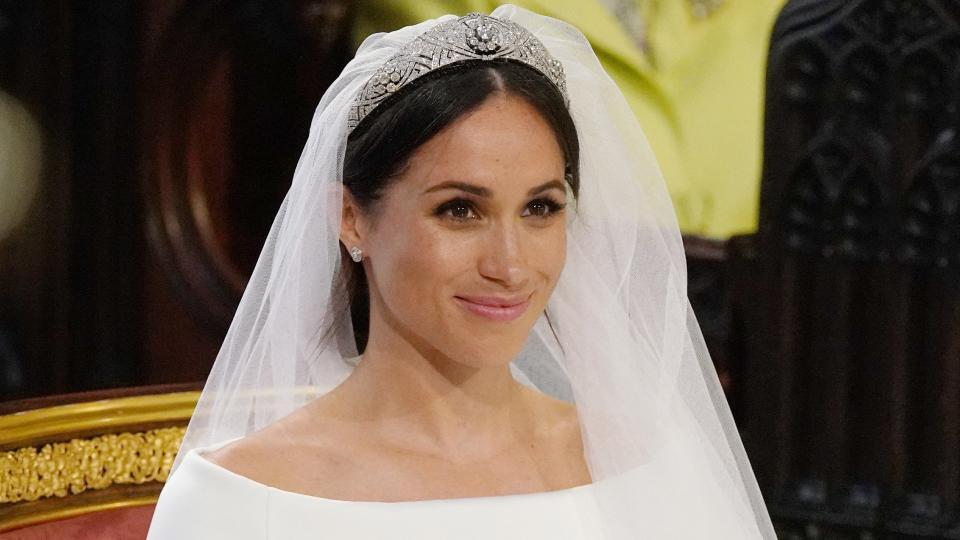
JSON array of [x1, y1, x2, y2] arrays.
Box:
[[454, 294, 531, 322]]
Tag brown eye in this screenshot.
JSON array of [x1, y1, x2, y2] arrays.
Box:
[[436, 199, 479, 220], [521, 197, 565, 218], [528, 201, 550, 217]]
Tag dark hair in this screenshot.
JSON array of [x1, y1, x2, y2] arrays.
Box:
[[343, 60, 580, 351]]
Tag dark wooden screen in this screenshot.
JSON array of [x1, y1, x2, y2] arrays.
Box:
[[734, 1, 960, 537]]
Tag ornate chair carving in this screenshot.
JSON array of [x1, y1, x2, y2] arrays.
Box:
[[0, 386, 198, 538], [732, 0, 960, 537]]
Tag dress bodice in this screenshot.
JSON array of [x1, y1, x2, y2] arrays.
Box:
[[146, 446, 605, 539]]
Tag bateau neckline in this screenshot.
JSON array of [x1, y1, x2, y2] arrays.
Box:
[[188, 447, 596, 505]]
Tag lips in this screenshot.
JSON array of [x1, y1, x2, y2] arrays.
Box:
[[454, 293, 532, 322]]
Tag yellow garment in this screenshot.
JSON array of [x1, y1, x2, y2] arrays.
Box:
[[355, 0, 785, 237]]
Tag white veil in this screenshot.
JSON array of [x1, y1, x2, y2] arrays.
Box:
[[173, 5, 776, 538]]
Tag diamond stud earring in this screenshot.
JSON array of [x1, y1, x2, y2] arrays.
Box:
[[349, 246, 363, 262]]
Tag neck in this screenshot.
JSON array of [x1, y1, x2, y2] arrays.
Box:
[[336, 303, 529, 459]]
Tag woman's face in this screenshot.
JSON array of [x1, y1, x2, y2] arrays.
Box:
[[347, 92, 568, 367]]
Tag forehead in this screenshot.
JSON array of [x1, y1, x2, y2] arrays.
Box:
[[400, 94, 566, 193]]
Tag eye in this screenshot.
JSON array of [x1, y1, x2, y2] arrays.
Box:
[[521, 197, 566, 218], [435, 198, 479, 221]]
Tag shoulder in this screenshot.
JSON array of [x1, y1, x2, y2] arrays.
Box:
[[517, 386, 590, 484], [518, 385, 582, 441], [203, 429, 283, 486], [203, 415, 336, 493], [201, 405, 367, 499]]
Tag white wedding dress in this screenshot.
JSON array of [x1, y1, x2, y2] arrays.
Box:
[[146, 446, 606, 539], [147, 438, 761, 538]]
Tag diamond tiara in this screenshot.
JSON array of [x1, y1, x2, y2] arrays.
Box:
[[347, 13, 568, 132]]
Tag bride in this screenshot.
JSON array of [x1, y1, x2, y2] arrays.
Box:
[[147, 6, 775, 539]]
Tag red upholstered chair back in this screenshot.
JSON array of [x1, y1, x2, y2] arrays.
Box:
[[0, 506, 156, 540]]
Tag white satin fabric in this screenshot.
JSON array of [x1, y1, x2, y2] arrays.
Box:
[[148, 445, 603, 540], [148, 440, 754, 539]]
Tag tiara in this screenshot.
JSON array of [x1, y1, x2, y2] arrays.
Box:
[[347, 13, 568, 132]]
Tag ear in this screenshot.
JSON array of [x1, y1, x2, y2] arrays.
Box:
[[340, 188, 366, 253]]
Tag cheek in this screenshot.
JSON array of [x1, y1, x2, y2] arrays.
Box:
[[531, 225, 567, 293], [370, 218, 471, 317], [550, 229, 567, 280]]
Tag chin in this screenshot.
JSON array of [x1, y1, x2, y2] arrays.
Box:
[[435, 317, 537, 369]]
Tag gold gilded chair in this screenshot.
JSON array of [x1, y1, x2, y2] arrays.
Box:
[[0, 385, 199, 538]]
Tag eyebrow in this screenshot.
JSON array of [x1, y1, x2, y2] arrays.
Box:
[[423, 179, 566, 197]]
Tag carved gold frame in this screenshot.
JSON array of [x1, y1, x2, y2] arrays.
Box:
[[0, 391, 199, 532]]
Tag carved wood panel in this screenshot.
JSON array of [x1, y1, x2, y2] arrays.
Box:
[[739, 0, 960, 537]]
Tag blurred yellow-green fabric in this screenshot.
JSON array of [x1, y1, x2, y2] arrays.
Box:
[[355, 0, 787, 237]]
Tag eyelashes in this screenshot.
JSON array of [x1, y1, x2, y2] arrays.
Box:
[[434, 198, 478, 220], [523, 198, 566, 218], [433, 197, 567, 222]]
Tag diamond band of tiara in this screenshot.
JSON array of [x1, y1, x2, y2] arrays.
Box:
[[347, 13, 568, 132]]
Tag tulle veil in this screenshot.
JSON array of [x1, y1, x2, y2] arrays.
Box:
[[172, 5, 776, 538]]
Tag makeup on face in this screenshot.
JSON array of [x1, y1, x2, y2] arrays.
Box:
[[360, 95, 569, 365]]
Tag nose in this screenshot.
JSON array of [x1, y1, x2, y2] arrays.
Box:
[[477, 220, 530, 289]]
